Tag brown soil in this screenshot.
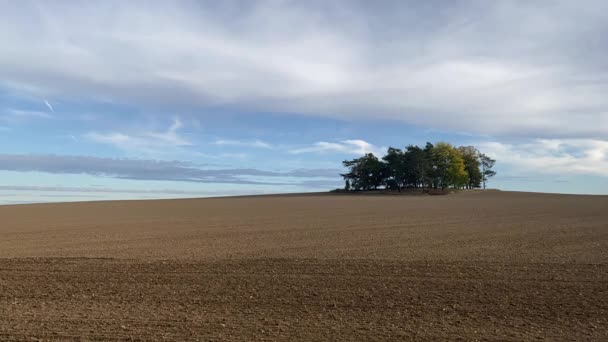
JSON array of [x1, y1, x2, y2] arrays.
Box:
[[1, 191, 607, 340]]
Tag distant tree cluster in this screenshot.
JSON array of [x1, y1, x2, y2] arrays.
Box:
[[341, 142, 496, 191]]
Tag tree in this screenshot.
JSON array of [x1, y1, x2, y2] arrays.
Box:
[[431, 142, 469, 189], [341, 153, 386, 190], [341, 159, 361, 190], [404, 145, 429, 188], [431, 143, 450, 189], [480, 153, 497, 189], [340, 142, 495, 192], [423, 142, 438, 189], [382, 147, 405, 191], [458, 146, 482, 189], [365, 154, 387, 190], [344, 179, 351, 191], [448, 152, 469, 189]]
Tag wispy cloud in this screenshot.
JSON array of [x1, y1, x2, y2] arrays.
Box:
[[146, 117, 189, 145], [1, 109, 53, 125], [4, 109, 53, 119], [214, 139, 272, 149], [290, 139, 385, 157], [86, 117, 191, 153]]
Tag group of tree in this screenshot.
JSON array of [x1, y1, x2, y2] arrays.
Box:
[[341, 142, 496, 192]]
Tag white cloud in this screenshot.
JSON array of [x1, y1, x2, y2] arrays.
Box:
[[1, 108, 53, 123], [478, 139, 608, 177], [1, 2, 607, 138], [144, 117, 189, 146], [86, 117, 191, 153], [214, 139, 272, 149], [290, 139, 385, 157]]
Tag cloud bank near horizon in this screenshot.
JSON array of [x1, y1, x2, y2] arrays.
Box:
[[0, 154, 341, 186], [2, 135, 606, 183]]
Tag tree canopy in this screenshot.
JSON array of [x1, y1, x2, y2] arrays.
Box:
[[341, 142, 496, 191]]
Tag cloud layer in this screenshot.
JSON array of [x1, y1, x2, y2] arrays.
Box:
[[0, 154, 341, 185], [2, 1, 607, 138], [480, 139, 608, 177]]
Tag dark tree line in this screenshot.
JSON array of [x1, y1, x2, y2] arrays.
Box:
[[341, 142, 496, 191]]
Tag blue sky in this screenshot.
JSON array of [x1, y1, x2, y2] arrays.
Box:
[[1, 1, 607, 204]]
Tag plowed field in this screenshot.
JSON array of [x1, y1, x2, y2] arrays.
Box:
[[1, 191, 607, 340]]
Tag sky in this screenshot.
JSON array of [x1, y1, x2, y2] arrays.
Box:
[[1, 0, 607, 204]]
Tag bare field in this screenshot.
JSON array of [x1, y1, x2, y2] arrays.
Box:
[[1, 191, 607, 340]]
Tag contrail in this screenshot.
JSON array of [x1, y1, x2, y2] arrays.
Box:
[[44, 99, 55, 113]]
